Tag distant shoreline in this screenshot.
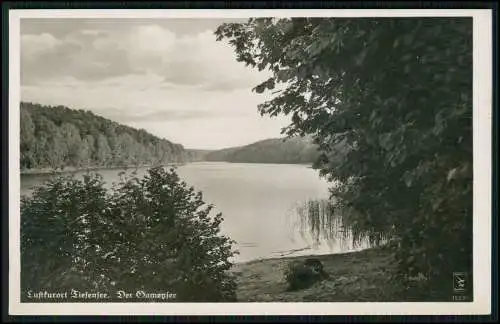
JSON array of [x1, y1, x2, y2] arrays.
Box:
[[204, 160, 314, 167], [20, 163, 184, 176], [20, 162, 315, 176]]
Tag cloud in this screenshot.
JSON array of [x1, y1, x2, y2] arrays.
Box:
[[21, 72, 266, 120], [80, 29, 105, 36], [21, 30, 132, 84], [158, 30, 266, 89], [20, 18, 247, 39], [128, 24, 177, 54], [104, 109, 235, 123], [21, 20, 265, 91], [21, 33, 61, 58]]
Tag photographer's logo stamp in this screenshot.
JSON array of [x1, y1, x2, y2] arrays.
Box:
[[453, 272, 467, 293]]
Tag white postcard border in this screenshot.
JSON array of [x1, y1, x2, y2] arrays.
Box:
[[8, 8, 493, 316]]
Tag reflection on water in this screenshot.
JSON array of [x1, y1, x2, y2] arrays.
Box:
[[20, 162, 370, 263]]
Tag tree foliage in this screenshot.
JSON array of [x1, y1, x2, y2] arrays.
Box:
[[215, 17, 473, 288], [21, 167, 238, 302], [20, 102, 197, 171]]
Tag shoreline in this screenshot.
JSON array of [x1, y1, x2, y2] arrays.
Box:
[[230, 246, 452, 302], [205, 160, 314, 167], [232, 248, 364, 267], [20, 161, 315, 176], [20, 163, 185, 176]]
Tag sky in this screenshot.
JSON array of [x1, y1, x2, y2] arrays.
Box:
[[20, 18, 291, 150]]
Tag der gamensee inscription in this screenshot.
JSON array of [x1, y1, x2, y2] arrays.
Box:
[[25, 289, 177, 302]]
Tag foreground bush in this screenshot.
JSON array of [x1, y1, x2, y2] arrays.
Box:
[[21, 167, 238, 302], [284, 258, 329, 291]]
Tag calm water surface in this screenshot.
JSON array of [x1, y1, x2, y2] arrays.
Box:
[[20, 162, 366, 263]]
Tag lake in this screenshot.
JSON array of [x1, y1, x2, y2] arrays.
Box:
[[20, 162, 367, 263]]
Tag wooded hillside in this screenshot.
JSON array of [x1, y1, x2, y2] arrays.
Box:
[[20, 102, 193, 171], [205, 136, 320, 164]]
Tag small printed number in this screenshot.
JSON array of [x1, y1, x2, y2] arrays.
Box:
[[453, 295, 468, 301]]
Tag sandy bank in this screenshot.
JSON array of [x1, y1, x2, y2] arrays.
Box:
[[230, 247, 453, 302]]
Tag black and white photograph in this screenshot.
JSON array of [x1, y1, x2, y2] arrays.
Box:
[[8, 8, 492, 316]]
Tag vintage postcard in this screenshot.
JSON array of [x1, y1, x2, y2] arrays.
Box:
[[8, 8, 492, 316]]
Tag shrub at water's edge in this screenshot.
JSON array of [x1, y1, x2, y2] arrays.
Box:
[[21, 166, 238, 302]]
